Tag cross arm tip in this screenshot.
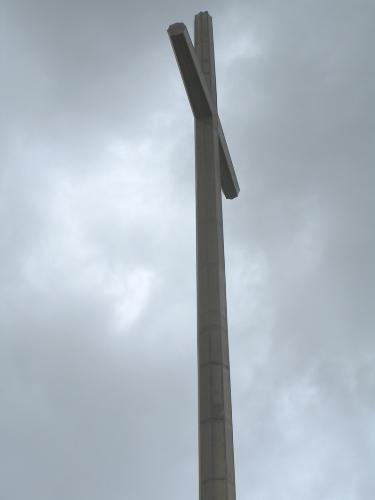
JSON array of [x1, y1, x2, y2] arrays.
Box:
[[167, 21, 214, 119], [221, 161, 240, 199], [218, 120, 240, 199], [167, 22, 187, 36]]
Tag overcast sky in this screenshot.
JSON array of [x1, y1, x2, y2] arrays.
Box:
[[1, 0, 374, 499]]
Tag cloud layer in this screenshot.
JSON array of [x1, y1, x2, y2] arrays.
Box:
[[1, 1, 374, 499]]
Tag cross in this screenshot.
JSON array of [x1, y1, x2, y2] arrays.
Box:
[[168, 11, 239, 500]]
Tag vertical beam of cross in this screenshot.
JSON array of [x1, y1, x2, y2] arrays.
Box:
[[194, 13, 236, 500], [168, 11, 238, 500]]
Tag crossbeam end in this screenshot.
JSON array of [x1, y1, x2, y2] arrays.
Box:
[[218, 120, 240, 199], [167, 23, 214, 119]]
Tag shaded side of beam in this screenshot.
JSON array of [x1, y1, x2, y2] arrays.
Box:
[[218, 120, 240, 199], [167, 23, 214, 119]]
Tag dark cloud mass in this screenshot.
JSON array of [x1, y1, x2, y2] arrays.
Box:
[[1, 1, 374, 499]]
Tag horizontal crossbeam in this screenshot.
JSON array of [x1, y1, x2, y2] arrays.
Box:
[[168, 23, 240, 199]]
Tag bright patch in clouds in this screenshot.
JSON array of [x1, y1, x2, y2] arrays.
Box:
[[219, 32, 261, 66], [112, 267, 155, 332]]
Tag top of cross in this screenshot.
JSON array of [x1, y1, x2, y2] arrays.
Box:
[[168, 13, 240, 199]]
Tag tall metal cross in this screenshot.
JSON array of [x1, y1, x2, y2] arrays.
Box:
[[168, 11, 239, 500]]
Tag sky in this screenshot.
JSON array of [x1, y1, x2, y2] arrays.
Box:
[[1, 0, 374, 499]]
